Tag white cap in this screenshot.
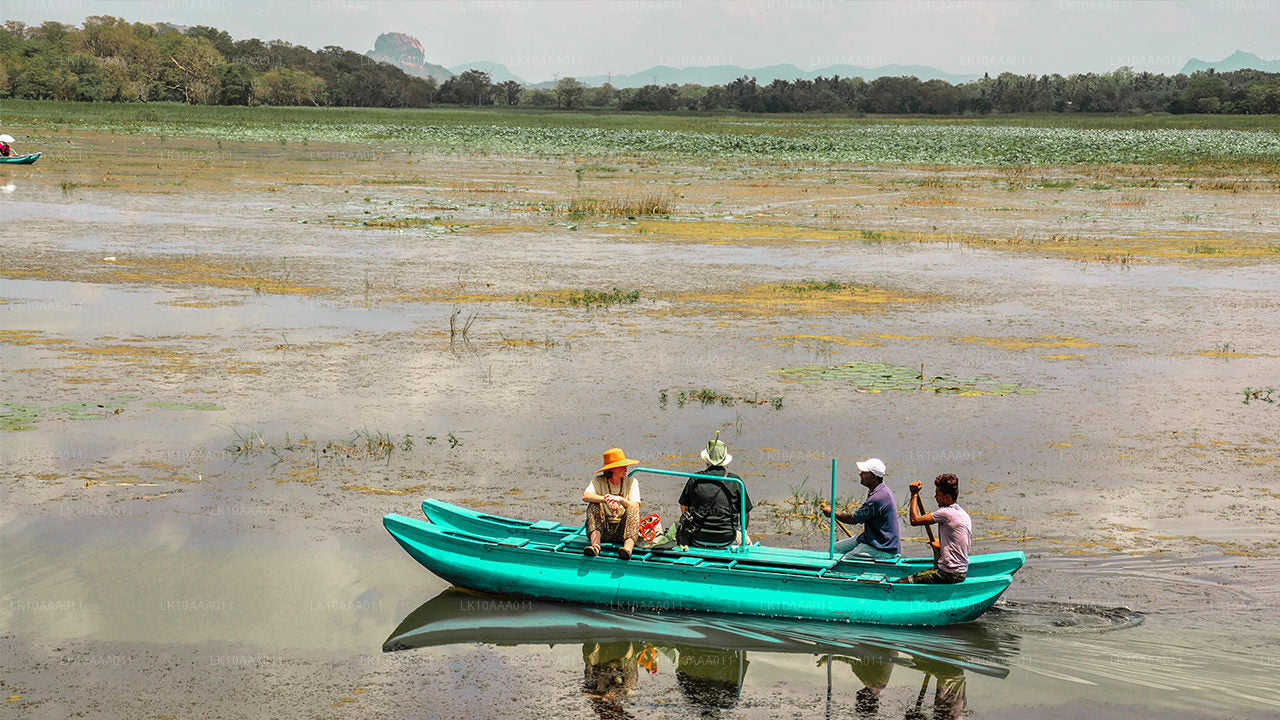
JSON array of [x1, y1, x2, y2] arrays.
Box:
[[856, 458, 886, 478]]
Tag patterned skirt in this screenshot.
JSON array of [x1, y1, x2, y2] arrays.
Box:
[[585, 502, 640, 544]]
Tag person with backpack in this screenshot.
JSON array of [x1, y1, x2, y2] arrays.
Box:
[[675, 432, 753, 548]]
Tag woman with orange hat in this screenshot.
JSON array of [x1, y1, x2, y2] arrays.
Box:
[[582, 448, 642, 559]]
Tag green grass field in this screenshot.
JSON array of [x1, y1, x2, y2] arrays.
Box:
[[4, 99, 1279, 167]]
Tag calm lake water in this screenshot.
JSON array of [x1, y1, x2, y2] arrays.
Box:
[[3, 142, 1279, 718]]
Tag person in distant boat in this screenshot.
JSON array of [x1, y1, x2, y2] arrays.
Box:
[[896, 474, 971, 584], [675, 432, 753, 548], [583, 447, 642, 559], [820, 458, 901, 560], [0, 134, 15, 157]]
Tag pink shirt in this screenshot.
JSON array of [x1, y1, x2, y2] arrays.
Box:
[[933, 504, 971, 575]]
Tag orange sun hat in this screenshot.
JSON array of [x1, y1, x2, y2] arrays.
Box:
[[596, 447, 640, 475]]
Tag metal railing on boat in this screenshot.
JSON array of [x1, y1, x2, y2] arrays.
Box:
[[629, 460, 843, 559]]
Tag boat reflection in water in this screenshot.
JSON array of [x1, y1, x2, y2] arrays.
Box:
[[384, 589, 1016, 718]]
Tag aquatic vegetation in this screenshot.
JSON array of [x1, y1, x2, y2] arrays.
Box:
[[1187, 242, 1223, 254], [144, 401, 224, 411], [659, 388, 783, 409], [777, 280, 869, 294], [567, 194, 672, 219], [769, 361, 1039, 396], [0, 402, 41, 431], [1, 395, 218, 430], [226, 428, 417, 462], [673, 282, 933, 316], [956, 335, 1096, 351], [1242, 387, 1276, 405], [515, 288, 641, 308]]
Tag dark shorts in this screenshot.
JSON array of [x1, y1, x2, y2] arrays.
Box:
[[898, 568, 966, 585]]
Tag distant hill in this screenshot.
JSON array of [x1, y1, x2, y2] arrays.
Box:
[[1180, 50, 1280, 74], [531, 62, 981, 89], [366, 32, 452, 82], [448, 61, 528, 85], [370, 32, 980, 88]]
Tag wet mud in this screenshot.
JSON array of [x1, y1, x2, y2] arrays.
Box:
[[2, 128, 1279, 718]]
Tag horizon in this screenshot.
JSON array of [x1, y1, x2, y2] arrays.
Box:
[[3, 0, 1277, 84]]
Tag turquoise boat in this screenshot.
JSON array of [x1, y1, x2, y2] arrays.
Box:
[[419, 497, 1026, 580], [384, 588, 1016, 679], [0, 152, 40, 165], [383, 514, 1020, 626]]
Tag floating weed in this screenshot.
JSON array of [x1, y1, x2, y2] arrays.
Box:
[[496, 333, 563, 349], [145, 400, 224, 411], [567, 194, 671, 219], [777, 280, 867, 294], [1, 395, 181, 428], [1242, 388, 1276, 405], [517, 288, 641, 308], [673, 282, 933, 317], [660, 388, 783, 409], [1, 402, 41, 431], [956, 335, 1097, 351], [339, 484, 428, 496], [1187, 242, 1223, 255], [1192, 343, 1266, 359], [769, 361, 1038, 396]]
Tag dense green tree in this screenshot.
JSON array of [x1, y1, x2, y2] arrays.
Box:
[[255, 67, 324, 105], [217, 62, 254, 105], [4, 14, 1279, 114], [498, 79, 522, 105], [184, 25, 233, 56], [555, 76, 585, 109]]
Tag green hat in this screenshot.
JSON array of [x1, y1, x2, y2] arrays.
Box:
[[700, 431, 732, 467]]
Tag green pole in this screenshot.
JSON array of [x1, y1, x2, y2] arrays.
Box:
[[829, 458, 837, 560]]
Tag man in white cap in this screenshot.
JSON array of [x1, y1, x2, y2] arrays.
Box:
[[821, 458, 901, 559]]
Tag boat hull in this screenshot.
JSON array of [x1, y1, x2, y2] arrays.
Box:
[[385, 513, 1016, 626], [0, 153, 40, 165], [419, 498, 1025, 580]]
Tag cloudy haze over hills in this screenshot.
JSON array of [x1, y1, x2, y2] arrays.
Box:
[[7, 0, 1276, 83]]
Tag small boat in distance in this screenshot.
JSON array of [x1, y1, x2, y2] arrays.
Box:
[[0, 152, 40, 165]]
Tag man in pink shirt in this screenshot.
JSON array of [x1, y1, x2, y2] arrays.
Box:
[[897, 474, 971, 584]]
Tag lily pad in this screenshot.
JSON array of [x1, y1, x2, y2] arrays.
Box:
[[146, 401, 225, 411], [773, 361, 1038, 396], [1, 402, 41, 431]]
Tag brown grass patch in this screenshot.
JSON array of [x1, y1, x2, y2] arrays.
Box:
[[670, 282, 936, 316], [568, 195, 672, 217]]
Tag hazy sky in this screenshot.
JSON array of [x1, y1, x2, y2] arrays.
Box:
[[4, 0, 1276, 82]]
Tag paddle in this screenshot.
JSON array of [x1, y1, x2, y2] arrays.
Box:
[[819, 502, 854, 538], [833, 516, 854, 539], [905, 674, 932, 720], [910, 483, 938, 560]]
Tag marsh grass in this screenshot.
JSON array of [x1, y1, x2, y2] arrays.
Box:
[[1188, 242, 1223, 254], [771, 478, 862, 540], [563, 288, 641, 307], [567, 194, 672, 219], [778, 280, 868, 294], [659, 388, 783, 409]]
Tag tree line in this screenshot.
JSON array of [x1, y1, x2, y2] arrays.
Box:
[[3, 17, 1278, 114]]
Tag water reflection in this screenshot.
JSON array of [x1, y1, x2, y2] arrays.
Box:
[[386, 589, 1017, 717], [582, 641, 640, 719]]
